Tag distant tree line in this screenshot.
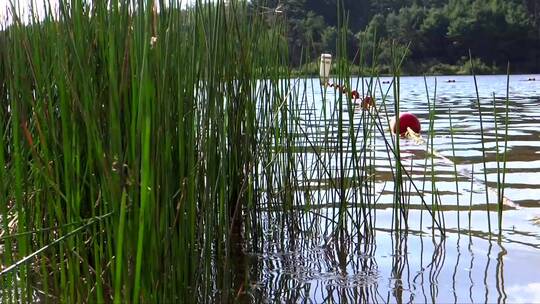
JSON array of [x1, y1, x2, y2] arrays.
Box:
[[253, 0, 540, 74]]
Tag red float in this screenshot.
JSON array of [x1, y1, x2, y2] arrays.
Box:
[[391, 112, 421, 135], [361, 96, 374, 110]]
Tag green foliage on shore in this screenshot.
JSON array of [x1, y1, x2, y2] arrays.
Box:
[[253, 0, 540, 74]]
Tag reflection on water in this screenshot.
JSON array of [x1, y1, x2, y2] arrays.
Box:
[[240, 75, 540, 302], [238, 208, 540, 303]]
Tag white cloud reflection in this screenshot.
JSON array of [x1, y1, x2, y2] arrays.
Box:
[[507, 283, 540, 303]]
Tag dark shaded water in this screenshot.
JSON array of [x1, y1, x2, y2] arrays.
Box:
[[238, 75, 540, 303]]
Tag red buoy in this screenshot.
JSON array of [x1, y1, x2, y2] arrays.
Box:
[[391, 112, 421, 135], [361, 96, 374, 110]]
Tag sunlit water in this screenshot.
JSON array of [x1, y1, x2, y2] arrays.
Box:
[[238, 75, 540, 303]]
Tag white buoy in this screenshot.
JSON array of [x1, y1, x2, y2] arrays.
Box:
[[319, 53, 332, 85]]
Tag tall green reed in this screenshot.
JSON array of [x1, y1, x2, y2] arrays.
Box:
[[497, 64, 511, 234], [0, 0, 288, 301], [447, 107, 460, 230], [470, 51, 491, 233]]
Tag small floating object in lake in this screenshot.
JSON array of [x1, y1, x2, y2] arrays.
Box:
[[361, 96, 374, 110], [350, 90, 360, 100], [382, 80, 391, 84], [390, 112, 421, 135], [320, 53, 332, 85], [447, 79, 456, 83], [327, 82, 354, 95], [528, 77, 536, 81]]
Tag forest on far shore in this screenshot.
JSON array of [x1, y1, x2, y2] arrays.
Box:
[[253, 0, 540, 74]]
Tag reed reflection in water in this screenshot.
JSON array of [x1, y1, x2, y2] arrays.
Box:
[[240, 212, 540, 303]]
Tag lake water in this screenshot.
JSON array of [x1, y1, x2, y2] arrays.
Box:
[[237, 75, 540, 303]]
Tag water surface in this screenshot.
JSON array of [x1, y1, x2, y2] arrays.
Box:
[[239, 74, 540, 303]]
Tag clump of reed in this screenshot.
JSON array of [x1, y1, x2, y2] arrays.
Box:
[[0, 0, 290, 301]]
